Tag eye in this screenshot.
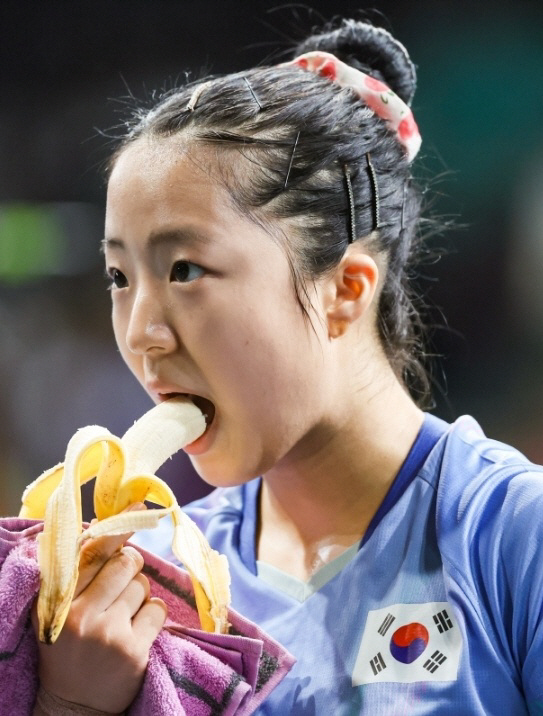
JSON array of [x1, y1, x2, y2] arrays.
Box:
[[170, 260, 205, 283], [106, 267, 128, 289]]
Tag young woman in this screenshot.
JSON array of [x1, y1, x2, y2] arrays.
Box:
[[33, 18, 543, 715]]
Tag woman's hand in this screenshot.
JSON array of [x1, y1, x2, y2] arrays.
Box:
[[33, 514, 168, 714]]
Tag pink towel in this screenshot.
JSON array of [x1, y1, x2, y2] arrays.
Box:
[[0, 518, 295, 716]]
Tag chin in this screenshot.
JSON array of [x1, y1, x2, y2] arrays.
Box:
[[188, 455, 263, 489]]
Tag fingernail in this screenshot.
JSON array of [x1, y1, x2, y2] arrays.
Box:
[[122, 546, 143, 564], [126, 502, 147, 512]]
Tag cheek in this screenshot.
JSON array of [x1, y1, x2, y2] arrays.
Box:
[[207, 300, 323, 408], [111, 305, 125, 354]]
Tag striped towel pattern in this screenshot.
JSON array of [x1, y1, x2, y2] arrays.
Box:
[[0, 518, 295, 716]]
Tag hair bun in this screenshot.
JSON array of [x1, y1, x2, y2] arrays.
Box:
[[293, 19, 417, 106]]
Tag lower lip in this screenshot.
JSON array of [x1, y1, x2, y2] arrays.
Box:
[[183, 416, 216, 456]]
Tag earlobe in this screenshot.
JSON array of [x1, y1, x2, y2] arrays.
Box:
[[328, 318, 349, 339], [326, 249, 379, 339]]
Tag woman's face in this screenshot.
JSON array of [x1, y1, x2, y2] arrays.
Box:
[[105, 138, 340, 486]]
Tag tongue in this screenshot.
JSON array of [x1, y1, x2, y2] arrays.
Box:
[[189, 395, 215, 426]]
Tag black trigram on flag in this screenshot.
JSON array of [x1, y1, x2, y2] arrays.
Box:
[[433, 609, 453, 634], [377, 613, 396, 636], [423, 650, 447, 673], [370, 652, 387, 676]]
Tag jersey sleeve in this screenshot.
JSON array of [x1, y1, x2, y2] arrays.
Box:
[[436, 418, 543, 711], [496, 470, 543, 711]]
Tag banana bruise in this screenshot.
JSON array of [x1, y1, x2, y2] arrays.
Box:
[[19, 397, 231, 644]]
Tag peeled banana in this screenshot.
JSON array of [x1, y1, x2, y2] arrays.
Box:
[[20, 397, 231, 644]]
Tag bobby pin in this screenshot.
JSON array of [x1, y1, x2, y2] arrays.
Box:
[[242, 76, 262, 111], [400, 179, 408, 233], [283, 131, 300, 190], [366, 152, 381, 230], [187, 81, 212, 111]]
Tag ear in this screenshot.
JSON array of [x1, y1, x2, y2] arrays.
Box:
[[325, 248, 380, 339]]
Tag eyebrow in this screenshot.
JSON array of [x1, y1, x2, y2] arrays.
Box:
[[101, 227, 211, 253]]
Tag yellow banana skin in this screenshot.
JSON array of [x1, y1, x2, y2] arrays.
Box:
[[19, 397, 231, 644]]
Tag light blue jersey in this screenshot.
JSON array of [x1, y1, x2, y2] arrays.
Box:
[[134, 415, 543, 714]]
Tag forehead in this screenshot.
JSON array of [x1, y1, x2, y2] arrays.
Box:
[[108, 138, 230, 209], [106, 138, 245, 235], [104, 137, 289, 269]]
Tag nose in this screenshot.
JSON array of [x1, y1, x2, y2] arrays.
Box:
[[124, 288, 177, 355]]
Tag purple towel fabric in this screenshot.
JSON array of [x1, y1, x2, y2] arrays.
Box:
[[0, 518, 295, 716]]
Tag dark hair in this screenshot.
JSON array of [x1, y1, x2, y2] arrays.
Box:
[[110, 18, 430, 405]]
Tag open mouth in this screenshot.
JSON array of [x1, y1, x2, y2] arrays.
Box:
[[162, 393, 216, 427]]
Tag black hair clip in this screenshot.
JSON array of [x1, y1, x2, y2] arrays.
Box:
[[343, 164, 357, 244]]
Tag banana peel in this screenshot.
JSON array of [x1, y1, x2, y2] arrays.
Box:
[[19, 397, 231, 644]]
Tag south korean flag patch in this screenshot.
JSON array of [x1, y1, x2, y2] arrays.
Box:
[[352, 602, 462, 686]]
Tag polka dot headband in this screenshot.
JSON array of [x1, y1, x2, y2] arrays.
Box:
[[282, 51, 422, 162]]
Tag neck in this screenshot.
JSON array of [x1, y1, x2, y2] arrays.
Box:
[[257, 365, 424, 579]]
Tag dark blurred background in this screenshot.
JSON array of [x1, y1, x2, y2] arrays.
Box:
[[2, 0, 542, 518]]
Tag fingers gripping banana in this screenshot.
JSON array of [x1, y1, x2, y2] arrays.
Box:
[[19, 397, 231, 644]]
